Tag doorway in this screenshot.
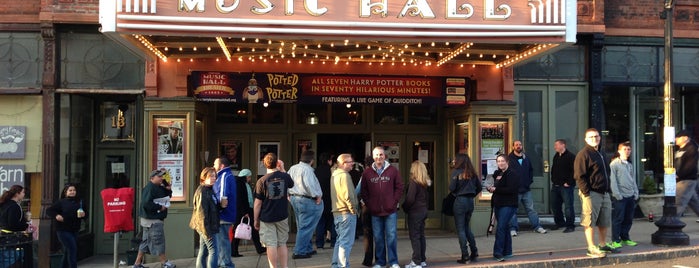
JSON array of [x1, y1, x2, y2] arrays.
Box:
[[317, 133, 371, 166], [94, 149, 136, 254], [515, 83, 586, 214]]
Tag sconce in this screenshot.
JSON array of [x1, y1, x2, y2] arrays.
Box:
[[306, 113, 319, 125], [263, 102, 269, 107]]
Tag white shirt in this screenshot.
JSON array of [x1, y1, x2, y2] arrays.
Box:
[[287, 162, 323, 198]]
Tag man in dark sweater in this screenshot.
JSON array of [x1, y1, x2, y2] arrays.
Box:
[[133, 169, 175, 268], [674, 130, 699, 221], [507, 140, 546, 236], [550, 139, 577, 233]]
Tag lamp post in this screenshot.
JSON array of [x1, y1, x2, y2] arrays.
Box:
[[651, 0, 689, 246]]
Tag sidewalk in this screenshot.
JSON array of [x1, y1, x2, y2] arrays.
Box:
[[79, 217, 699, 268]]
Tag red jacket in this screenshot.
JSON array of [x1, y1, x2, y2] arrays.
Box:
[[360, 162, 404, 216]]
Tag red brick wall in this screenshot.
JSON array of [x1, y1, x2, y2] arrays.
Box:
[[606, 0, 698, 32], [0, 0, 41, 23]]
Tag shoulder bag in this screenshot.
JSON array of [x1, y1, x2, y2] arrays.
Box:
[[234, 215, 252, 240]]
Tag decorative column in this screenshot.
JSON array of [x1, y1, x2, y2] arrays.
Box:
[[587, 33, 605, 131], [39, 22, 59, 267]]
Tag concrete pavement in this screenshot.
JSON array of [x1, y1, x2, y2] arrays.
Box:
[[78, 216, 699, 268]]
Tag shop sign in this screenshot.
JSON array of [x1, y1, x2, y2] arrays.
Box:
[[0, 165, 25, 192], [0, 126, 26, 159], [101, 0, 576, 43], [190, 71, 470, 105]]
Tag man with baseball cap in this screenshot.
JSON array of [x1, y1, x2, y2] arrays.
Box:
[[674, 130, 699, 223], [133, 169, 175, 268]]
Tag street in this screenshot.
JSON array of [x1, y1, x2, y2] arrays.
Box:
[[598, 255, 699, 268]]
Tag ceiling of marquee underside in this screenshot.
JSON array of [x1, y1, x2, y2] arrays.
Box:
[[131, 34, 556, 66]]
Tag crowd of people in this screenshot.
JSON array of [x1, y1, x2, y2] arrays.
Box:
[[1, 127, 698, 268]]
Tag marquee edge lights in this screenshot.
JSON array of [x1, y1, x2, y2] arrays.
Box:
[[436, 43, 473, 66], [216, 37, 232, 61], [496, 43, 557, 68], [134, 34, 167, 62]]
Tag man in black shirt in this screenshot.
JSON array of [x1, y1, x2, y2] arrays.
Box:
[[550, 139, 576, 233]]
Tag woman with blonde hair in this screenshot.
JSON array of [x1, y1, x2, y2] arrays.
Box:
[[402, 161, 432, 268], [449, 153, 482, 264], [190, 167, 221, 268]]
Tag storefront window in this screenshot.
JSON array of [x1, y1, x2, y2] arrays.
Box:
[[251, 103, 284, 124], [375, 105, 404, 124], [216, 102, 248, 124], [332, 104, 362, 125], [408, 105, 437, 124]]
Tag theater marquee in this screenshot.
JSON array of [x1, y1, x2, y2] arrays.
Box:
[[100, 0, 577, 43]]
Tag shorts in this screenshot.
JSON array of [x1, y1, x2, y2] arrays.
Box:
[[579, 191, 611, 228], [259, 219, 289, 247], [139, 222, 166, 255]]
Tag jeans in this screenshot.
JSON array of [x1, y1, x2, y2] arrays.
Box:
[[510, 191, 542, 231], [407, 211, 427, 263], [371, 212, 398, 266], [453, 196, 477, 259], [332, 213, 357, 268], [494, 206, 516, 257], [290, 196, 324, 255], [216, 224, 235, 268], [196, 236, 218, 268], [675, 180, 699, 217], [611, 197, 635, 242], [315, 211, 337, 248], [57, 230, 78, 268], [551, 185, 576, 228]]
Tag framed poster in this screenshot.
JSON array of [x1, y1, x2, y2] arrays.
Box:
[[219, 140, 242, 171], [297, 140, 312, 163], [153, 117, 186, 201], [0, 126, 26, 159], [257, 142, 280, 176]]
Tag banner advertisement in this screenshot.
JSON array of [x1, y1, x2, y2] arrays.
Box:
[[189, 72, 469, 106]]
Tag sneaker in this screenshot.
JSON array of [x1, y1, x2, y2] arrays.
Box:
[[586, 247, 606, 258], [133, 264, 146, 268], [389, 264, 401, 268], [696, 219, 699, 223], [535, 227, 548, 234], [493, 254, 505, 262], [510, 230, 518, 237], [405, 261, 422, 268], [420, 262, 427, 267], [292, 253, 311, 259], [607, 241, 623, 249], [622, 240, 638, 246], [598, 244, 621, 254], [563, 227, 575, 233], [372, 265, 382, 268], [504, 254, 513, 259], [162, 261, 176, 268]]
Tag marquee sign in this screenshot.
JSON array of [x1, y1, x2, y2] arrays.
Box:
[[100, 0, 577, 43], [189, 71, 471, 105]]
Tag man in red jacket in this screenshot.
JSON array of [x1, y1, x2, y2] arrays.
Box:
[[360, 147, 404, 268]]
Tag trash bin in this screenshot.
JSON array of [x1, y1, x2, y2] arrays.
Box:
[[50, 253, 63, 268], [126, 249, 138, 265], [0, 232, 33, 268]]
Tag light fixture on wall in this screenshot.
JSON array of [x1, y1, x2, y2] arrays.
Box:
[[263, 102, 269, 107], [306, 113, 319, 125]]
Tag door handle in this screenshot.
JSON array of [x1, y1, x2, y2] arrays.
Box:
[[543, 160, 550, 173]]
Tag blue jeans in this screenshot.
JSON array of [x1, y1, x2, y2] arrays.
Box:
[[216, 224, 235, 268], [675, 180, 699, 217], [315, 211, 337, 248], [551, 185, 576, 228], [57, 230, 78, 268], [494, 206, 516, 257], [371, 213, 398, 266], [510, 191, 542, 231], [290, 196, 324, 255], [611, 196, 635, 242], [196, 236, 218, 268], [453, 196, 477, 259], [332, 213, 357, 268]]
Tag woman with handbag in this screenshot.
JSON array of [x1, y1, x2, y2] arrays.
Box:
[[448, 153, 481, 264], [47, 183, 87, 268], [487, 154, 520, 262], [190, 167, 221, 268], [231, 169, 265, 256]]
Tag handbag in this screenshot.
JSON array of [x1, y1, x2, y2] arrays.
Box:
[[234, 215, 252, 240], [441, 192, 456, 216]]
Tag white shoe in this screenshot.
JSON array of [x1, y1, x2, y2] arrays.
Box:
[[405, 261, 422, 268], [372, 265, 382, 268], [420, 262, 427, 267], [510, 230, 518, 237], [696, 219, 699, 223], [536, 227, 548, 234], [389, 264, 401, 268]]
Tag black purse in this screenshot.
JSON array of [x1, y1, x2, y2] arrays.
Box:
[[441, 192, 456, 216]]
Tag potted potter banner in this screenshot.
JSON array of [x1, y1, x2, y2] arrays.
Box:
[[189, 71, 299, 103]]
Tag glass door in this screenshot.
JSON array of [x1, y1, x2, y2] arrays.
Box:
[[94, 149, 136, 254]]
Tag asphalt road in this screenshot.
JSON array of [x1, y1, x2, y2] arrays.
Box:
[[597, 255, 699, 268]]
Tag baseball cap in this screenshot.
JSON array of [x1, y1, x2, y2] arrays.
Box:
[[238, 169, 252, 177], [150, 169, 166, 178], [676, 129, 691, 137]]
